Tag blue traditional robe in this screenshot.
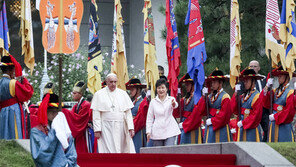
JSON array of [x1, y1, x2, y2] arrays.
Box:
[[237, 90, 262, 142], [205, 91, 232, 143], [267, 87, 295, 142], [132, 96, 145, 153], [0, 77, 33, 139], [180, 97, 202, 144], [30, 125, 77, 167]]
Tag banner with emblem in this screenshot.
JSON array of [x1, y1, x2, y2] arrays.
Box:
[[166, 0, 181, 98], [39, 0, 84, 54], [20, 0, 35, 74], [143, 0, 159, 98], [229, 0, 242, 88], [279, 0, 296, 77], [185, 0, 207, 104], [88, 0, 103, 94], [111, 0, 129, 90], [265, 0, 285, 68], [0, 1, 10, 58]]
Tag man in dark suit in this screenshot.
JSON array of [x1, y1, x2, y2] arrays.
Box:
[[249, 60, 269, 142]]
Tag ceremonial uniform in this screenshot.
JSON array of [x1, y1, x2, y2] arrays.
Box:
[[178, 73, 202, 144], [231, 68, 264, 142], [30, 93, 77, 167], [0, 55, 33, 139], [263, 66, 295, 142]]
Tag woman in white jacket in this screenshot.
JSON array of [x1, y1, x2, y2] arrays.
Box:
[[146, 78, 181, 146]]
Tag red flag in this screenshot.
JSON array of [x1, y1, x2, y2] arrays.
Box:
[[166, 0, 181, 98]]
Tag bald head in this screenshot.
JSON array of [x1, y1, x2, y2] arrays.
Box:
[[249, 60, 260, 74]]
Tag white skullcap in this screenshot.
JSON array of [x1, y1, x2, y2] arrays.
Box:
[[106, 73, 117, 80]]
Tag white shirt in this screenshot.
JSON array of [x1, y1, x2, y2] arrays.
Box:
[[146, 95, 181, 140]]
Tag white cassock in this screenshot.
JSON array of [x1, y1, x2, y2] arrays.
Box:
[[91, 87, 135, 153]]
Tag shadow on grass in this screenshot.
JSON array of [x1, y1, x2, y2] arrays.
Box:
[[268, 142, 296, 165], [0, 140, 34, 167]]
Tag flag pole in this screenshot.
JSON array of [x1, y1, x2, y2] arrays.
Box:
[[58, 54, 63, 111], [236, 77, 241, 121], [268, 49, 273, 114]]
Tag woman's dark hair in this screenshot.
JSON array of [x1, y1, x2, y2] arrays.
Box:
[[155, 78, 169, 95]]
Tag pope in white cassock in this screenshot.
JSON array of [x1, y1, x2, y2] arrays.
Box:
[[91, 73, 136, 153]]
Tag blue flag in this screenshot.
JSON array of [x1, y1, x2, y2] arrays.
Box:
[[0, 1, 10, 57], [185, 0, 207, 104]]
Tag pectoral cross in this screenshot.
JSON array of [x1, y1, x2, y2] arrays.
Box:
[[111, 105, 115, 112]]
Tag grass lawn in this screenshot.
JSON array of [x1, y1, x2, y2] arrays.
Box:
[[268, 142, 296, 165], [0, 140, 34, 167]]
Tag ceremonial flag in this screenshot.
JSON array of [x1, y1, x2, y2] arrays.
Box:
[[88, 0, 103, 94], [143, 0, 159, 98], [185, 0, 207, 104], [279, 0, 296, 77], [166, 0, 181, 98], [0, 1, 10, 58], [229, 0, 242, 88], [20, 0, 35, 74], [265, 0, 285, 68], [111, 0, 129, 90]]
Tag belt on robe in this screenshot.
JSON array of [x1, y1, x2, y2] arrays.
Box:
[[0, 98, 18, 111], [273, 104, 283, 113], [182, 110, 192, 118]]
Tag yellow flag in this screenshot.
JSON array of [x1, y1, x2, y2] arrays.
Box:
[[20, 0, 35, 74], [143, 0, 159, 98], [229, 0, 242, 88], [111, 0, 129, 90], [279, 0, 296, 77]]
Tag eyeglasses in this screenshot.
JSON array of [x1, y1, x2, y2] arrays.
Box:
[[249, 66, 258, 68]]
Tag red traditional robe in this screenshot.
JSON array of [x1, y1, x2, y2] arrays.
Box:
[[63, 99, 92, 153], [230, 92, 264, 129], [133, 97, 149, 134], [263, 89, 295, 125]]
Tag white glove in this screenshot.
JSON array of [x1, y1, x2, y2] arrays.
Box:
[[146, 90, 151, 98], [294, 82, 296, 90], [179, 122, 183, 129], [266, 78, 273, 88], [206, 118, 212, 126], [230, 128, 236, 134], [235, 84, 241, 93], [269, 114, 275, 121], [202, 87, 208, 96], [237, 120, 243, 128], [178, 88, 181, 94]]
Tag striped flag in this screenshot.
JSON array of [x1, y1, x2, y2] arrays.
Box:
[[229, 0, 242, 88], [111, 0, 129, 90], [265, 0, 285, 68], [20, 0, 35, 74], [0, 1, 10, 58], [185, 0, 207, 104], [166, 0, 181, 98], [279, 0, 296, 77], [143, 0, 159, 98], [88, 0, 103, 94]]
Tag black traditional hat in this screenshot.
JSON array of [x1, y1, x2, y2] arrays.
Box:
[[179, 73, 193, 84], [44, 82, 54, 94], [239, 67, 264, 80], [0, 56, 14, 66], [206, 68, 229, 82], [271, 66, 296, 77], [101, 80, 107, 88], [125, 78, 146, 90], [73, 81, 86, 94]]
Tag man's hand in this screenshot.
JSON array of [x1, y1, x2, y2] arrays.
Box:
[[172, 99, 176, 108], [94, 131, 101, 139], [237, 120, 243, 128], [129, 129, 135, 138], [206, 118, 212, 126], [146, 133, 151, 142]]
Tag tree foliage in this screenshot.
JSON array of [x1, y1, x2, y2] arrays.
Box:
[[174, 0, 273, 77]]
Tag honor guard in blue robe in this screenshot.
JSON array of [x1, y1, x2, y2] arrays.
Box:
[[178, 73, 202, 144], [30, 93, 77, 167], [126, 78, 146, 153], [231, 68, 264, 142], [264, 66, 295, 142]]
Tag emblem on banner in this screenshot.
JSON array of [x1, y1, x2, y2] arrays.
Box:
[[39, 0, 84, 54]]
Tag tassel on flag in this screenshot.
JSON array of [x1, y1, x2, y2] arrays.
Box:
[[143, 0, 159, 98], [166, 0, 181, 98], [185, 0, 207, 104], [229, 0, 242, 88], [88, 0, 103, 94], [20, 0, 35, 74]]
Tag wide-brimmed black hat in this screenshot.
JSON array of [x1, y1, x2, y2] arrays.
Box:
[[206, 68, 229, 82], [0, 56, 14, 66], [125, 78, 146, 90], [271, 66, 296, 77], [239, 67, 264, 80], [179, 73, 193, 84]]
